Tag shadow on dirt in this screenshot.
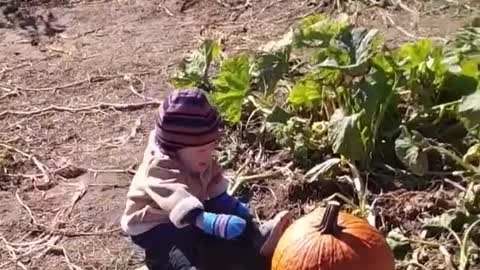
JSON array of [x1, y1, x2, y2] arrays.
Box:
[[1, 0, 66, 45]]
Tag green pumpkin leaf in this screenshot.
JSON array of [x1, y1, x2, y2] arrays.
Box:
[[458, 91, 480, 137], [459, 59, 479, 78], [171, 39, 222, 89], [304, 158, 342, 183], [313, 45, 351, 68], [422, 211, 475, 235], [353, 71, 396, 126], [464, 183, 480, 215], [293, 14, 350, 48], [386, 228, 412, 260], [288, 73, 322, 108], [252, 31, 293, 95], [316, 27, 381, 76], [393, 39, 446, 108], [396, 39, 433, 67], [463, 143, 480, 165], [446, 26, 480, 60], [211, 54, 250, 124], [439, 60, 479, 101], [266, 105, 291, 124], [328, 109, 367, 161], [394, 126, 429, 176], [372, 54, 395, 74]]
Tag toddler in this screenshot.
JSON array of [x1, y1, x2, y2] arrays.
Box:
[[120, 88, 292, 270]]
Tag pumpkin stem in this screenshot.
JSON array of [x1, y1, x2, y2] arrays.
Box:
[[318, 200, 342, 235]]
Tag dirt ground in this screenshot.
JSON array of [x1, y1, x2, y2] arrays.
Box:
[[0, 0, 478, 269]]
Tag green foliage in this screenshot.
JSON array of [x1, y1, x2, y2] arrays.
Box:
[[328, 109, 367, 162], [439, 59, 479, 102], [265, 105, 291, 124], [288, 69, 339, 112], [171, 39, 221, 89], [446, 27, 480, 61], [304, 157, 341, 183], [386, 228, 412, 260], [393, 39, 447, 108], [458, 91, 480, 138], [316, 27, 382, 76], [351, 70, 399, 162], [463, 144, 480, 168], [395, 126, 430, 176], [252, 31, 293, 95], [290, 17, 395, 166], [288, 72, 323, 108], [458, 181, 480, 216], [267, 117, 316, 166], [169, 15, 480, 269], [423, 210, 473, 233], [171, 12, 480, 172], [293, 14, 349, 49], [211, 54, 251, 124], [422, 211, 480, 270], [392, 37, 479, 109]]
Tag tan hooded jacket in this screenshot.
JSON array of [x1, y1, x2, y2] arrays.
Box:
[[120, 131, 229, 236]]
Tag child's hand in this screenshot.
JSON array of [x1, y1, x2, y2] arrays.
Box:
[[235, 201, 251, 220], [195, 211, 246, 240], [205, 192, 252, 220]]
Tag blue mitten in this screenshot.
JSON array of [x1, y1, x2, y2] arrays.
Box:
[[195, 211, 246, 240], [206, 192, 251, 220], [234, 201, 250, 220]]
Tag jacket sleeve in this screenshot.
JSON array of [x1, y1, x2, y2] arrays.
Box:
[[144, 158, 204, 228]]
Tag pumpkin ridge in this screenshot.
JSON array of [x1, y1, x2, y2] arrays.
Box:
[[300, 234, 321, 270], [273, 231, 317, 270], [292, 232, 320, 261], [315, 232, 323, 270]]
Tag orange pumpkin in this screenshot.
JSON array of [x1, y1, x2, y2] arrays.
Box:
[[271, 201, 395, 270]]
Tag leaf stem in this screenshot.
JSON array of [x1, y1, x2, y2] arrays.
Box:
[[227, 170, 283, 195], [323, 193, 357, 209], [425, 146, 480, 173], [405, 238, 440, 247], [405, 99, 461, 126], [371, 74, 399, 166], [431, 100, 462, 111], [459, 219, 480, 270]]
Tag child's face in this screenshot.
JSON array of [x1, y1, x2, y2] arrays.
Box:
[[177, 141, 218, 173]]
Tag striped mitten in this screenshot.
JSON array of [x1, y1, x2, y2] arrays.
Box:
[[195, 211, 246, 240]]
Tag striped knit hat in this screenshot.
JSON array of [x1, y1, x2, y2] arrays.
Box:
[[154, 89, 223, 151]]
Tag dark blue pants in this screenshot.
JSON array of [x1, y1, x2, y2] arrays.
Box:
[[131, 224, 201, 270], [131, 221, 267, 270]]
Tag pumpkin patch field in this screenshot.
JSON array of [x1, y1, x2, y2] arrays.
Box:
[[1, 0, 480, 269]]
